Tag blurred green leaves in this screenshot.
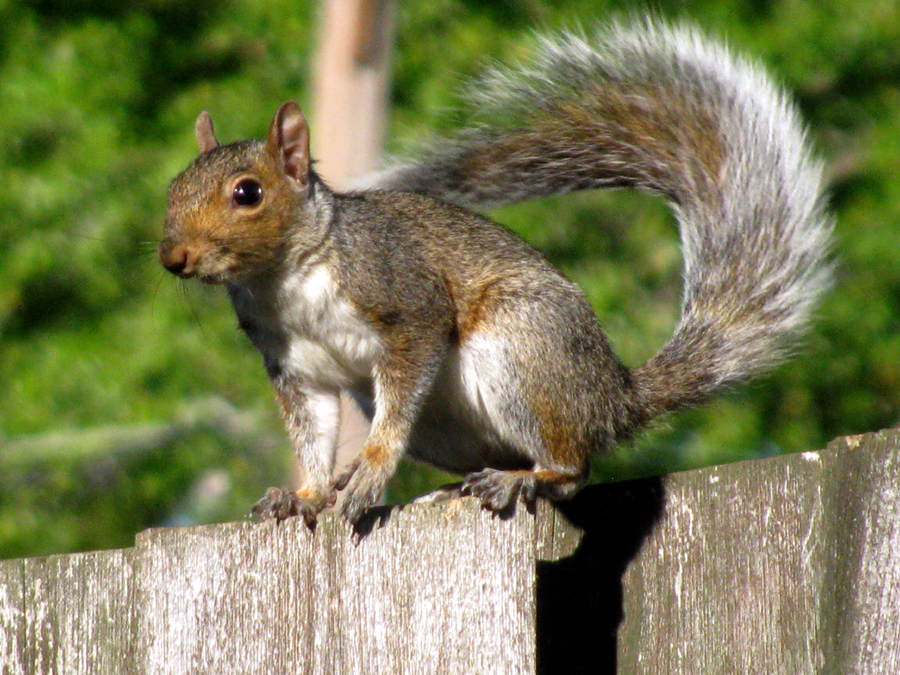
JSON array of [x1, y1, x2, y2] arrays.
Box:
[[1, 0, 899, 557]]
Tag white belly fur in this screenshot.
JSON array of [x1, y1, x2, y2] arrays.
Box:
[[406, 332, 542, 473], [231, 263, 383, 388]]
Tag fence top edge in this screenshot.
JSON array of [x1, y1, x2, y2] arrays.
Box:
[[4, 429, 898, 565]]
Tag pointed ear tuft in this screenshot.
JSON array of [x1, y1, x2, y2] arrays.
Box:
[[195, 112, 219, 153], [267, 101, 311, 188]]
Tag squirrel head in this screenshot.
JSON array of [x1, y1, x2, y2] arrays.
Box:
[[159, 101, 322, 284]]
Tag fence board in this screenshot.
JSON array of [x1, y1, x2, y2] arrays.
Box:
[[1, 428, 899, 674], [0, 550, 135, 675], [134, 500, 536, 675], [616, 449, 825, 673], [819, 433, 900, 675], [0, 558, 25, 675]]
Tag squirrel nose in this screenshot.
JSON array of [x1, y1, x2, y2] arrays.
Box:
[[159, 242, 198, 277]]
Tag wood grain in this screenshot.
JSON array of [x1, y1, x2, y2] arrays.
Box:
[[134, 500, 535, 675]]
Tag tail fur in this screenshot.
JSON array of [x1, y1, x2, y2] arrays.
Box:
[[365, 19, 832, 415]]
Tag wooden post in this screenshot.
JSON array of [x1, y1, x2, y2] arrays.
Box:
[[311, 0, 395, 185], [3, 429, 900, 673]]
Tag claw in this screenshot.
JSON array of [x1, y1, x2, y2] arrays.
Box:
[[461, 467, 586, 514], [250, 487, 324, 528], [333, 459, 359, 492], [336, 455, 391, 524], [461, 469, 535, 514]]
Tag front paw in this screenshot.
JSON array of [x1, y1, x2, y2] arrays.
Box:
[[250, 487, 328, 527], [335, 456, 391, 524]]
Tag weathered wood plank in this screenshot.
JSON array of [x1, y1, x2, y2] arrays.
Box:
[[616, 450, 825, 674], [533, 477, 665, 674], [135, 519, 312, 674], [820, 431, 900, 675], [531, 428, 900, 675], [0, 549, 136, 675], [0, 558, 25, 675], [334, 501, 535, 674], [135, 498, 536, 675], [44, 550, 136, 675]]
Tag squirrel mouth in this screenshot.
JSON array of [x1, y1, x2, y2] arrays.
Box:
[[158, 240, 235, 284]]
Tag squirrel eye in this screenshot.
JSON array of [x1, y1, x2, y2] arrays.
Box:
[[232, 179, 263, 207]]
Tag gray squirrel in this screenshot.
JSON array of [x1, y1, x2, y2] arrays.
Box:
[[159, 20, 832, 525]]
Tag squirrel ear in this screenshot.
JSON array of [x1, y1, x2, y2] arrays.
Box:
[[195, 112, 219, 153], [267, 101, 311, 189]]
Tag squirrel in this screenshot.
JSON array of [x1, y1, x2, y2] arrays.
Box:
[[159, 20, 832, 526]]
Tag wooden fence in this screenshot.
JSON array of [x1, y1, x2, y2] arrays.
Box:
[[1, 428, 899, 674]]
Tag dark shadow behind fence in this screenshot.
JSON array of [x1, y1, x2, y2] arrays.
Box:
[[2, 429, 900, 674]]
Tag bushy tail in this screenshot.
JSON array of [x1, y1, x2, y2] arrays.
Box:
[[367, 19, 832, 415]]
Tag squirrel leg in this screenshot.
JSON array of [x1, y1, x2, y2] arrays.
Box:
[[337, 347, 445, 524], [252, 383, 341, 526], [333, 441, 401, 524]]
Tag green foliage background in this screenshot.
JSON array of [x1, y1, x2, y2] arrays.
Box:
[[1, 0, 898, 557]]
